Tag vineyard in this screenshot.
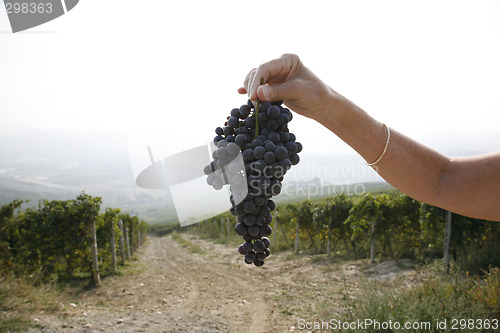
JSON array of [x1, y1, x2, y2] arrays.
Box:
[[185, 191, 500, 275], [0, 192, 148, 286], [2, 190, 499, 332]]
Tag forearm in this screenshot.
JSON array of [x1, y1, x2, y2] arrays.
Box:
[[241, 53, 499, 221], [316, 90, 450, 207]]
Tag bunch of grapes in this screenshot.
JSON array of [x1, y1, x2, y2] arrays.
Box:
[[204, 99, 302, 266]]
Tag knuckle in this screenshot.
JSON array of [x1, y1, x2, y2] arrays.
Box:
[[281, 53, 300, 63], [281, 53, 298, 60]]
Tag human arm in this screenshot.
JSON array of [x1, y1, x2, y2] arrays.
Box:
[[238, 54, 500, 221]]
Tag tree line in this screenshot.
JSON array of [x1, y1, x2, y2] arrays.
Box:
[[194, 192, 499, 274], [0, 192, 148, 286]]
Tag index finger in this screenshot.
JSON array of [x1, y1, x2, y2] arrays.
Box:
[[248, 53, 302, 101]]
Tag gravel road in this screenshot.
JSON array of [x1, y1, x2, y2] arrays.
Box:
[[27, 234, 417, 332]]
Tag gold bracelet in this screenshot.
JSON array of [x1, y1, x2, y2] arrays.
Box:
[[366, 123, 390, 167]]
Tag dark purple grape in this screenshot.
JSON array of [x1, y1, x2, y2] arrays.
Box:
[[206, 97, 302, 266], [264, 151, 276, 163], [223, 126, 234, 136], [258, 176, 271, 189], [226, 142, 240, 155], [253, 196, 266, 207], [217, 147, 228, 159], [243, 200, 257, 214], [285, 141, 298, 154], [267, 119, 279, 130], [228, 117, 239, 128], [267, 105, 281, 119], [245, 251, 256, 262], [240, 104, 251, 118], [267, 200, 276, 211], [270, 179, 282, 196], [258, 111, 268, 122], [260, 225, 272, 237], [256, 252, 267, 261], [238, 126, 250, 135], [235, 134, 248, 148], [217, 139, 228, 148], [261, 237, 271, 249], [255, 215, 266, 227], [253, 259, 265, 267], [279, 132, 290, 143], [235, 223, 247, 236], [231, 108, 241, 118], [277, 113, 289, 127], [214, 135, 224, 144], [244, 116, 256, 128], [259, 205, 271, 216], [260, 102, 271, 112], [274, 146, 288, 160], [253, 239, 266, 253], [234, 205, 246, 216], [253, 146, 266, 159], [242, 241, 253, 253], [290, 153, 300, 165], [265, 141, 276, 151], [252, 159, 267, 172], [242, 148, 255, 162], [243, 214, 256, 226], [243, 234, 253, 242], [296, 142, 303, 153], [248, 225, 260, 237], [278, 158, 292, 170], [268, 132, 280, 144]]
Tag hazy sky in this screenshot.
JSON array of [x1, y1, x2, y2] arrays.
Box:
[[1, 0, 500, 159]]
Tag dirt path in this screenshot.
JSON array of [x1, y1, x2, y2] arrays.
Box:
[[27, 234, 419, 332]]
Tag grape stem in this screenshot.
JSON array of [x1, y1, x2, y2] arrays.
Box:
[[254, 78, 264, 139]]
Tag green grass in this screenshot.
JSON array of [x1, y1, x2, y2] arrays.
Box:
[[148, 222, 181, 237], [0, 316, 31, 333], [0, 241, 149, 332], [170, 232, 206, 255], [0, 277, 66, 332], [336, 265, 500, 332]]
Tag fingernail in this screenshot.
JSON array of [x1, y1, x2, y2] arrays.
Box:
[[261, 86, 270, 100]]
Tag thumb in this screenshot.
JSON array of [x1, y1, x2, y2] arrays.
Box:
[[257, 81, 299, 102]]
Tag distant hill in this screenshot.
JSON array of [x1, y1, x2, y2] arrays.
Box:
[[0, 129, 157, 209], [0, 129, 395, 224]]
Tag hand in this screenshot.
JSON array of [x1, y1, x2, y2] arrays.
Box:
[[238, 53, 335, 121]]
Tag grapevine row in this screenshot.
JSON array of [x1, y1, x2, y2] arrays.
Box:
[[194, 192, 500, 274], [0, 192, 148, 286]]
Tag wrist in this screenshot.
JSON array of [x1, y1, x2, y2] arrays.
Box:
[[314, 89, 386, 162], [313, 88, 350, 131]]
